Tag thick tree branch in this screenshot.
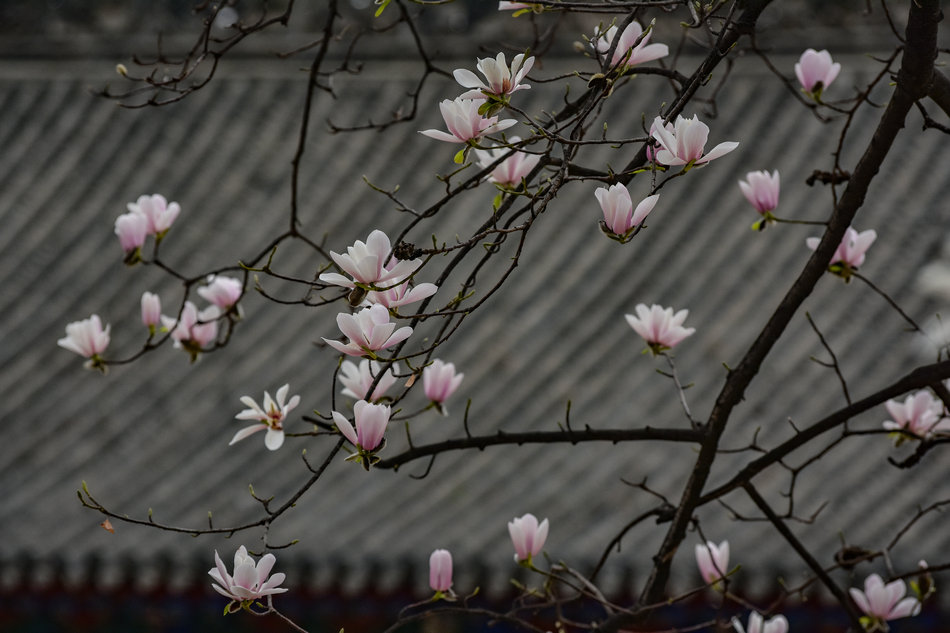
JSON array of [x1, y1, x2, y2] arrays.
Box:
[[621, 0, 942, 623], [699, 359, 950, 505], [744, 484, 864, 630], [375, 426, 704, 470]]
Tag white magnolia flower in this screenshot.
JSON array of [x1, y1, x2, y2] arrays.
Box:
[[593, 21, 668, 69], [420, 98, 518, 144], [732, 612, 788, 633], [849, 574, 921, 626], [319, 229, 420, 290], [650, 115, 738, 167], [625, 303, 696, 354], [230, 384, 301, 451], [208, 546, 287, 613], [198, 275, 243, 310], [453, 52, 534, 100], [323, 304, 413, 358], [339, 359, 400, 402]]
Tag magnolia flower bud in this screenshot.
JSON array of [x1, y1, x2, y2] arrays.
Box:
[[429, 549, 453, 593], [695, 540, 729, 586], [114, 212, 147, 256], [141, 292, 161, 332]]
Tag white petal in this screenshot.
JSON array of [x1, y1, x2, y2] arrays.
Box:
[[264, 428, 284, 451], [229, 424, 267, 445]]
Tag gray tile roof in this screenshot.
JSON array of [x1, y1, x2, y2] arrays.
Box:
[[3, 49, 949, 608]]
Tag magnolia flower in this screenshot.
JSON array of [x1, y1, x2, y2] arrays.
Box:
[[454, 53, 534, 101], [509, 513, 549, 563], [333, 400, 391, 465], [795, 49, 841, 97], [594, 21, 668, 69], [423, 359, 464, 414], [230, 384, 301, 451], [650, 115, 738, 168], [127, 193, 181, 236], [58, 315, 110, 366], [339, 359, 400, 402], [595, 184, 658, 239], [209, 546, 287, 614], [161, 301, 220, 360], [420, 98, 517, 145], [365, 279, 438, 311], [625, 304, 695, 354], [141, 292, 161, 331], [319, 229, 420, 291], [474, 137, 540, 188], [695, 540, 729, 586], [429, 549, 453, 593], [732, 612, 788, 633], [198, 275, 243, 310], [883, 390, 950, 441], [114, 212, 148, 255], [849, 574, 921, 625], [323, 304, 413, 358], [738, 170, 780, 219], [806, 226, 877, 279]]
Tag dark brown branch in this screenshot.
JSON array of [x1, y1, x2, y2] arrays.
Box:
[[744, 484, 864, 630], [628, 0, 941, 619], [699, 359, 950, 505], [375, 426, 704, 470]]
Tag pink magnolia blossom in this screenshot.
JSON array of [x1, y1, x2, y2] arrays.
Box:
[[127, 193, 181, 236], [339, 359, 400, 402], [141, 292, 161, 330], [795, 49, 841, 96], [474, 137, 540, 188], [323, 304, 413, 358], [594, 184, 658, 239], [319, 229, 420, 290], [849, 574, 921, 625], [162, 301, 220, 359], [883, 390, 950, 441], [209, 546, 287, 614], [594, 21, 669, 69], [423, 359, 465, 414], [230, 384, 301, 451], [732, 612, 788, 633], [695, 540, 729, 586], [114, 212, 148, 254], [198, 275, 243, 310], [454, 53, 534, 101], [333, 399, 391, 455], [58, 315, 110, 364], [365, 279, 438, 311], [420, 98, 517, 145], [738, 170, 780, 217], [508, 513, 549, 563], [806, 226, 877, 278], [429, 549, 453, 593], [498, 1, 533, 9], [625, 304, 695, 354], [650, 115, 738, 168]]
